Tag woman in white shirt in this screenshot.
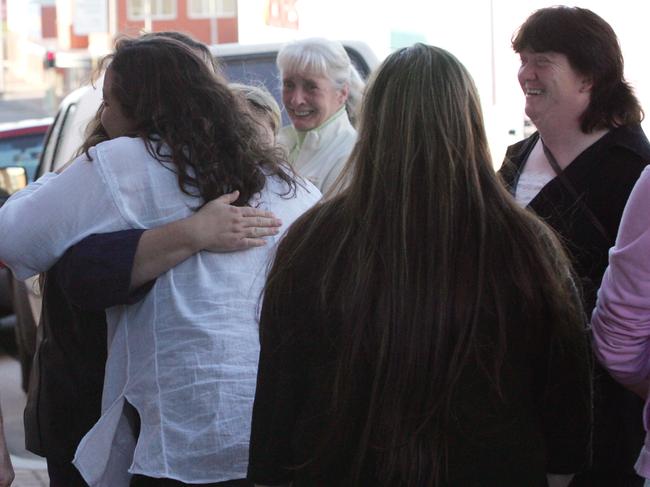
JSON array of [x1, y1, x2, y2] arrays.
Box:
[[0, 36, 320, 487], [277, 38, 365, 194]]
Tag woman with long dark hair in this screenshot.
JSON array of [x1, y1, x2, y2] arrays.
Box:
[[248, 44, 591, 486], [0, 36, 320, 486]]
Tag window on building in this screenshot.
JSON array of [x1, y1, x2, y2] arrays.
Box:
[[188, 0, 237, 19], [128, 0, 177, 21]]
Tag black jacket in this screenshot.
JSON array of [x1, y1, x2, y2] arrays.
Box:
[[24, 229, 150, 462], [499, 124, 650, 480]]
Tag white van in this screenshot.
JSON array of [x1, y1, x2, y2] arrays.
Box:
[[39, 41, 378, 174], [10, 40, 379, 388]]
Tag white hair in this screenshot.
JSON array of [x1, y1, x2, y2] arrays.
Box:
[[229, 82, 282, 135], [277, 37, 365, 126]]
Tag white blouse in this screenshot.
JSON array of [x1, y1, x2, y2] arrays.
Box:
[[279, 107, 356, 194], [514, 163, 556, 207], [0, 136, 321, 486]]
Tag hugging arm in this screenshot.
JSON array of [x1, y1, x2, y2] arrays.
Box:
[[56, 191, 282, 311], [0, 155, 125, 280]]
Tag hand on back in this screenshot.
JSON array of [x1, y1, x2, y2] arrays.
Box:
[[191, 190, 282, 252]]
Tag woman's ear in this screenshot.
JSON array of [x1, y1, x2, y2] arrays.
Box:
[[580, 76, 594, 93], [338, 83, 350, 104]]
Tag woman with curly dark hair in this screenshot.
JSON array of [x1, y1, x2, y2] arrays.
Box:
[[0, 35, 320, 486]]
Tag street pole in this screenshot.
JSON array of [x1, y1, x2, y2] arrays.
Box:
[[0, 0, 5, 96], [209, 0, 219, 45], [108, 0, 117, 41], [144, 0, 152, 33], [490, 0, 496, 105]]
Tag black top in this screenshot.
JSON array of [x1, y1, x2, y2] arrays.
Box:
[[499, 125, 650, 311], [24, 229, 151, 462], [499, 124, 650, 479], [248, 209, 592, 486]]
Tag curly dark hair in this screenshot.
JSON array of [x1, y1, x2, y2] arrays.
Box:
[[140, 30, 221, 74], [96, 35, 295, 207]]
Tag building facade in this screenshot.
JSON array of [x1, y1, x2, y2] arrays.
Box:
[[4, 0, 238, 99]]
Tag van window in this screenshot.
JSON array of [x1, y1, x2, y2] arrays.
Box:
[[218, 47, 372, 127]]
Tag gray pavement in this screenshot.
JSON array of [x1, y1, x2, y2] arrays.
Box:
[[0, 354, 48, 486]]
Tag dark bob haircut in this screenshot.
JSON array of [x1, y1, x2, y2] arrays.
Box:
[[512, 6, 643, 133]]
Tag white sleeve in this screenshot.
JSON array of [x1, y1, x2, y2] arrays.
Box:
[[0, 150, 129, 279], [6, 172, 58, 201]]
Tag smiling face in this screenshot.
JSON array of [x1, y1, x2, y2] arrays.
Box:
[[101, 67, 136, 139], [281, 71, 348, 132], [517, 49, 592, 130]]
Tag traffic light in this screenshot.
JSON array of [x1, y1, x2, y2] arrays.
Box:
[[43, 50, 56, 69]]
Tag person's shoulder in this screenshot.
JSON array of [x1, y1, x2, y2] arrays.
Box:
[[334, 113, 356, 139], [95, 135, 144, 152], [90, 137, 165, 199], [594, 126, 650, 182], [295, 177, 322, 204], [497, 133, 538, 185], [503, 133, 538, 164], [603, 125, 650, 162], [265, 171, 322, 206], [93, 136, 149, 165], [635, 165, 650, 190]]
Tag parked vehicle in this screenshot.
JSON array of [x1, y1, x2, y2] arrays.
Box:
[[0, 118, 52, 180], [6, 40, 379, 390], [0, 166, 36, 390], [0, 120, 50, 387]]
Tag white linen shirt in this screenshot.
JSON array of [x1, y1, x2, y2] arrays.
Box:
[[278, 108, 356, 194], [0, 136, 321, 486]]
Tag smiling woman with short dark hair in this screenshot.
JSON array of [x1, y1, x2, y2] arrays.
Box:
[[499, 6, 650, 487]]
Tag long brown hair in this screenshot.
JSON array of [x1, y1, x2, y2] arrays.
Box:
[[263, 44, 585, 485], [97, 35, 295, 207]]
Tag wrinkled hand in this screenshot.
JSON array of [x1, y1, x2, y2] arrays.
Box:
[[0, 444, 14, 487], [190, 191, 282, 252]]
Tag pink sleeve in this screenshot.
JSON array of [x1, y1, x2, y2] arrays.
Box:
[[592, 166, 650, 385]]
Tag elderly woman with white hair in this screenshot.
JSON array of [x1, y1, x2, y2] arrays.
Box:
[[277, 37, 365, 194]]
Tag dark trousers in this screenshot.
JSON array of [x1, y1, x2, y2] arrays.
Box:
[[130, 475, 253, 487], [47, 459, 90, 487], [569, 471, 644, 487]]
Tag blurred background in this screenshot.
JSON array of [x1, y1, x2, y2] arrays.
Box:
[[0, 1, 648, 485], [1, 0, 649, 157]]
